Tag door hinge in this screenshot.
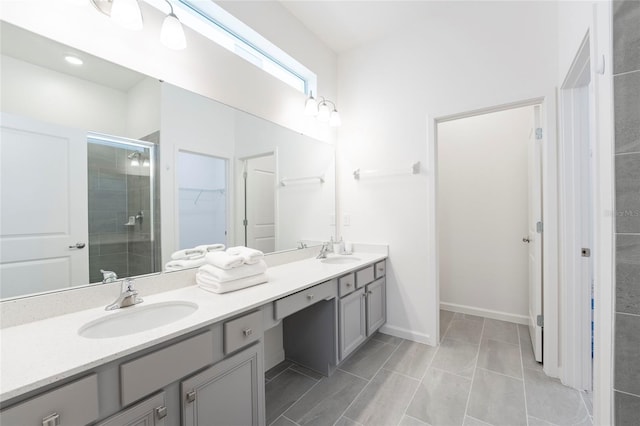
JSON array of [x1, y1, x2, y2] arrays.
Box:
[[243, 171, 248, 179], [535, 128, 543, 140], [536, 221, 543, 233], [581, 248, 591, 257], [243, 219, 248, 227], [537, 315, 544, 327]]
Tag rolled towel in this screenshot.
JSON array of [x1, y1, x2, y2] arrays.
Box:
[[171, 248, 206, 261], [205, 251, 244, 270], [198, 260, 267, 283], [195, 243, 226, 252], [226, 246, 265, 265], [197, 273, 268, 294], [165, 257, 207, 271]]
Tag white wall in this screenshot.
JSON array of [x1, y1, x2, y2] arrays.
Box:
[[438, 107, 532, 321], [0, 0, 337, 144], [336, 1, 558, 344], [0, 55, 127, 135], [126, 77, 161, 140]]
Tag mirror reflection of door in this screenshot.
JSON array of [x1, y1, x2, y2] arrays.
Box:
[[177, 151, 227, 249], [243, 154, 275, 253], [0, 113, 88, 298]]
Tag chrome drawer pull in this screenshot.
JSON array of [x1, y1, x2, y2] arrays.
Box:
[[243, 328, 253, 337], [307, 294, 315, 300], [155, 406, 168, 419], [42, 413, 60, 426], [378, 267, 384, 272], [186, 390, 197, 403]]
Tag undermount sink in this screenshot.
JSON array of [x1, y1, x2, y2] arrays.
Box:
[[79, 301, 198, 339], [321, 256, 361, 265]]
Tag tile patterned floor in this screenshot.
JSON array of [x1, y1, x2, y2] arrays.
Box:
[[265, 310, 594, 426]]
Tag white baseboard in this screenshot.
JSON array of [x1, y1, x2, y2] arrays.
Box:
[[440, 302, 528, 325], [379, 324, 435, 346]]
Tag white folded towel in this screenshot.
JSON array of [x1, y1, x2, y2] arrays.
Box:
[[195, 244, 226, 252], [226, 246, 265, 265], [171, 248, 206, 261], [205, 251, 244, 270], [165, 257, 207, 271], [198, 260, 267, 283], [197, 273, 268, 294]]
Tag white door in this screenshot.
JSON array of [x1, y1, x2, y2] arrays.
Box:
[[0, 113, 88, 298], [244, 155, 275, 253], [527, 106, 544, 362]]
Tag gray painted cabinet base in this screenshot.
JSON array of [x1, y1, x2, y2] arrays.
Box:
[[96, 392, 167, 426], [181, 343, 265, 426], [339, 288, 367, 361]]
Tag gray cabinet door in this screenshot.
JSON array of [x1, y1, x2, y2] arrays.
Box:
[[96, 392, 167, 426], [181, 343, 265, 426], [339, 288, 366, 360], [366, 278, 386, 336]]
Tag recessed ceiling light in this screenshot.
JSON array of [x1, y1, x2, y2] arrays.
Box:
[[64, 55, 83, 66]]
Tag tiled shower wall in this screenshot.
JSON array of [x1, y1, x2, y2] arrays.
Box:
[[613, 1, 640, 424]]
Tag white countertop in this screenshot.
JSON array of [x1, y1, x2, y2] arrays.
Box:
[[0, 252, 386, 403]]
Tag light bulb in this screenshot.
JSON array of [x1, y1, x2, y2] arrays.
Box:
[[304, 93, 317, 116], [64, 55, 83, 66], [317, 102, 330, 122], [329, 109, 341, 127], [161, 12, 187, 50], [111, 0, 143, 31]]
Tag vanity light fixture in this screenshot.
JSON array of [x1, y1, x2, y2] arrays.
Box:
[[304, 92, 341, 127], [160, 1, 187, 50], [64, 55, 84, 66], [91, 0, 187, 50]]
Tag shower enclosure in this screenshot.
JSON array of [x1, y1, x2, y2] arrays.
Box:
[[87, 133, 160, 283]]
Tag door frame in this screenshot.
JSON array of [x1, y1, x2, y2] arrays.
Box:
[[428, 94, 561, 377], [558, 32, 594, 391]]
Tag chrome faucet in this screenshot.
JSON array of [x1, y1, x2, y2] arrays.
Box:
[[105, 278, 143, 311], [316, 242, 330, 259], [100, 269, 118, 284]]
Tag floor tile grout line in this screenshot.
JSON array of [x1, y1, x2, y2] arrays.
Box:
[[466, 414, 494, 425], [265, 363, 294, 382], [612, 388, 640, 398], [289, 366, 322, 382], [380, 366, 423, 383], [517, 323, 530, 426], [335, 339, 404, 426], [475, 366, 525, 382], [273, 373, 322, 426], [282, 414, 302, 426], [399, 324, 444, 424], [462, 317, 485, 421], [429, 365, 474, 382], [577, 388, 592, 425]]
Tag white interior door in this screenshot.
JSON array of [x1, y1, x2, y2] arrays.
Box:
[[244, 155, 275, 253], [0, 113, 88, 298], [528, 106, 544, 362]]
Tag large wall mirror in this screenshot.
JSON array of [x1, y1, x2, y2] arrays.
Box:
[[0, 22, 336, 300]]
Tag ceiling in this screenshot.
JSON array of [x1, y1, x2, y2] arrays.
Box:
[[278, 0, 441, 53], [0, 22, 145, 92]]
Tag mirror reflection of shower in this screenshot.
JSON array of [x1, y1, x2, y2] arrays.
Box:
[[87, 133, 160, 283]]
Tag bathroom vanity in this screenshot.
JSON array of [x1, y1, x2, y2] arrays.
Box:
[[0, 252, 387, 425]]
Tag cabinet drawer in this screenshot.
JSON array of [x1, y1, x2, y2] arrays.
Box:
[[274, 279, 337, 320], [338, 273, 356, 297], [0, 374, 98, 426], [120, 331, 214, 406], [356, 266, 375, 288], [224, 310, 263, 355], [374, 261, 386, 278]]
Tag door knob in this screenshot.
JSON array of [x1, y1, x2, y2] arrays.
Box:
[[68, 242, 86, 249], [522, 237, 531, 243]]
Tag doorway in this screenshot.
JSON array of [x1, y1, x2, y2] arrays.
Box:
[[436, 104, 543, 364], [177, 151, 228, 249], [240, 153, 276, 253]]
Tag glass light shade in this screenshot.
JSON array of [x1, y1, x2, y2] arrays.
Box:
[[130, 157, 140, 167], [317, 102, 330, 122], [161, 13, 187, 50], [304, 95, 317, 116], [329, 109, 341, 127], [111, 0, 143, 31], [142, 158, 150, 167]]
